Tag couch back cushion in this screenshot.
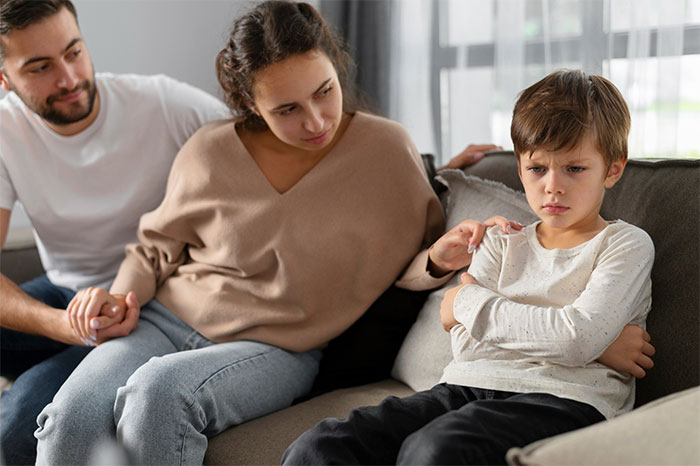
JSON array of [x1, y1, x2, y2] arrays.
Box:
[[459, 151, 700, 406], [392, 170, 538, 390]]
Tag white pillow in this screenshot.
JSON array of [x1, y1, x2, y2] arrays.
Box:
[[391, 170, 538, 391]]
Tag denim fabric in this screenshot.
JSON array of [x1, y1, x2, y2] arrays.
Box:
[[282, 383, 604, 465], [35, 299, 321, 466], [0, 275, 88, 466]]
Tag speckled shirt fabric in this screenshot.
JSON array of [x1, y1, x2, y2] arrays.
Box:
[[441, 220, 654, 419]]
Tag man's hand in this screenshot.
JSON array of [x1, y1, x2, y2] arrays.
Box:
[[597, 324, 655, 378], [440, 273, 478, 332], [428, 216, 521, 276], [66, 288, 140, 345], [94, 291, 140, 342], [441, 144, 503, 170]]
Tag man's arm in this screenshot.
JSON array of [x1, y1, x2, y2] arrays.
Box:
[[439, 144, 503, 170], [0, 208, 82, 345]]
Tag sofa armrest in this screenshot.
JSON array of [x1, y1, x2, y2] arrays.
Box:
[[506, 386, 700, 466], [1, 227, 44, 284]]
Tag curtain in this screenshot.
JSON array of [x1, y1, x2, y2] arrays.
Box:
[[320, 0, 394, 117], [382, 0, 697, 164]]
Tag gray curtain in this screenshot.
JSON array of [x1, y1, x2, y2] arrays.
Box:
[[320, 0, 393, 117]]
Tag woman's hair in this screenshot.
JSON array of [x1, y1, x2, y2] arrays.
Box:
[[511, 69, 631, 168], [216, 1, 363, 130]]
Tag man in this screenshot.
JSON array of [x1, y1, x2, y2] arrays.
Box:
[[0, 1, 230, 463]]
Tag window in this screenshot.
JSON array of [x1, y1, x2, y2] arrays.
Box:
[[428, 0, 699, 162]]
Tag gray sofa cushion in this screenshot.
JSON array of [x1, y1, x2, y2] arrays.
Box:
[[463, 152, 700, 407], [203, 379, 414, 466], [0, 246, 43, 285], [506, 386, 700, 465]]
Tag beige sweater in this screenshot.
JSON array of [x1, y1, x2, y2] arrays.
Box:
[[111, 112, 444, 351]]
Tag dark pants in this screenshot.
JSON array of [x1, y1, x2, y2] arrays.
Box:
[[282, 383, 604, 465], [0, 275, 91, 466]]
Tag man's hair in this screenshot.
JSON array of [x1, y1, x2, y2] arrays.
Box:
[[511, 69, 630, 167], [0, 0, 78, 63]]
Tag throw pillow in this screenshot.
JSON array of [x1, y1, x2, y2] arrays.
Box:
[[309, 286, 430, 396], [391, 170, 539, 392], [506, 386, 700, 465]]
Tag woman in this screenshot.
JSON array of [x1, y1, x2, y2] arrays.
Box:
[[34, 2, 472, 464]]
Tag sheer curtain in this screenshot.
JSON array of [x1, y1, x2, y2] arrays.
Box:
[[385, 0, 699, 164]]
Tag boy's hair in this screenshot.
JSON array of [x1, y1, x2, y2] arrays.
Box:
[[511, 69, 630, 168], [0, 0, 78, 65]]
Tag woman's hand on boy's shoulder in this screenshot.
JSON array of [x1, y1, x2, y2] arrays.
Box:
[[428, 216, 522, 277]]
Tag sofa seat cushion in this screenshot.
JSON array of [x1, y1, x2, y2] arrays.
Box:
[[203, 379, 414, 465], [506, 386, 700, 465]]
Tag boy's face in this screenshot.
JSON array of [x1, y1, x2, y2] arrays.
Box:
[[518, 134, 625, 237]]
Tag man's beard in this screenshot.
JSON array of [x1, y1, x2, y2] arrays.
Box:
[[11, 77, 97, 126]]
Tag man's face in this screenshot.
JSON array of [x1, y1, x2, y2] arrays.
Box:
[[0, 7, 97, 135]]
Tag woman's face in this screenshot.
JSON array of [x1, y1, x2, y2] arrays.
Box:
[[251, 50, 344, 151]]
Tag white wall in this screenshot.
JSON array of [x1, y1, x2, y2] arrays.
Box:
[[4, 0, 267, 233], [75, 0, 255, 97]]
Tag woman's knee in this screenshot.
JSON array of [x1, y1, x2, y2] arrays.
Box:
[[35, 385, 110, 465], [115, 357, 191, 418]]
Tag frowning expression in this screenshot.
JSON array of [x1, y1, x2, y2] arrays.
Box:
[[518, 134, 625, 236]]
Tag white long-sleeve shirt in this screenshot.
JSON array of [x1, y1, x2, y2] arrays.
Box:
[[441, 220, 654, 419]]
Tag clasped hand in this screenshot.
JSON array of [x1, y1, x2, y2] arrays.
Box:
[[66, 288, 140, 346]]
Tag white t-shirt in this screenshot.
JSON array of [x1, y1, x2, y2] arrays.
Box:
[[0, 73, 230, 290], [441, 221, 654, 419]]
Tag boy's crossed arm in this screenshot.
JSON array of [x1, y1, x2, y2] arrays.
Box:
[[439, 225, 655, 379], [441, 272, 655, 378]]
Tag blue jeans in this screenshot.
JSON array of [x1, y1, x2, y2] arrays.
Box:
[[35, 299, 321, 465], [0, 275, 89, 466]]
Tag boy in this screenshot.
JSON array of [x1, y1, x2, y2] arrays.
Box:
[[281, 69, 655, 465]]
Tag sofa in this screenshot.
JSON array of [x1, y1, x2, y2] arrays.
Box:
[[2, 151, 698, 465]]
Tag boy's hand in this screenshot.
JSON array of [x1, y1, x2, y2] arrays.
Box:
[[440, 273, 478, 332], [597, 324, 655, 378], [429, 216, 522, 276]]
